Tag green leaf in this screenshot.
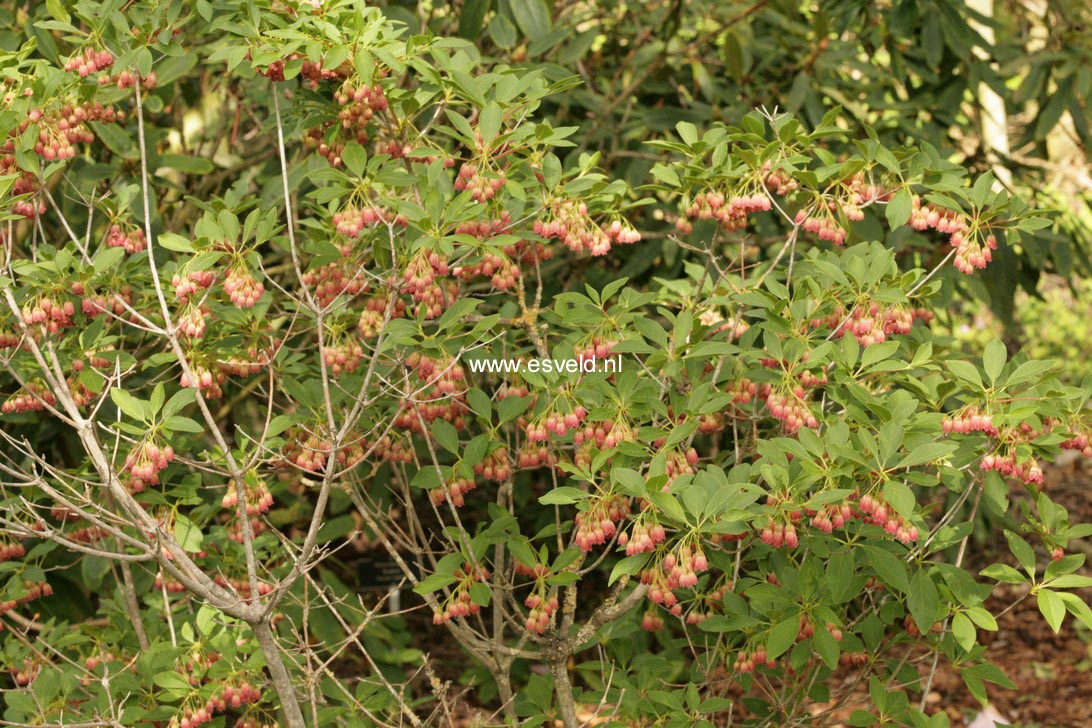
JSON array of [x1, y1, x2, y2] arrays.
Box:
[[431, 420, 460, 455], [827, 551, 855, 603], [882, 481, 916, 521], [488, 14, 518, 48], [153, 671, 193, 695], [863, 545, 910, 593], [163, 416, 203, 433], [907, 570, 939, 634], [950, 611, 976, 652], [342, 142, 367, 177], [413, 572, 456, 596], [766, 615, 800, 660], [1047, 574, 1092, 589], [1037, 588, 1065, 633], [896, 442, 955, 469], [509, 0, 552, 41], [173, 514, 203, 553], [982, 338, 1006, 385], [980, 563, 1026, 584], [458, 0, 491, 38], [158, 233, 194, 252], [539, 487, 588, 505], [947, 360, 983, 389], [111, 388, 147, 421], [1003, 530, 1036, 573], [886, 188, 912, 229], [45, 0, 70, 23], [479, 102, 502, 144], [609, 553, 650, 585]]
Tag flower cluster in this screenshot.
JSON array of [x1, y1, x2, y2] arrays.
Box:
[[454, 162, 506, 203], [1062, 431, 1092, 458], [357, 292, 406, 337], [31, 102, 120, 161], [0, 540, 26, 562], [124, 440, 175, 491], [224, 264, 264, 308], [303, 82, 389, 166], [474, 445, 511, 482], [2, 382, 56, 414], [574, 494, 630, 551], [171, 270, 216, 302], [168, 683, 263, 728], [322, 335, 364, 376], [858, 494, 919, 543], [617, 520, 668, 555], [64, 48, 114, 77], [179, 362, 226, 399], [734, 646, 777, 674], [432, 564, 490, 624], [942, 406, 998, 437], [534, 201, 639, 256], [794, 203, 848, 245], [909, 196, 998, 274], [813, 302, 932, 346], [0, 580, 53, 617], [764, 387, 819, 433], [980, 452, 1044, 485], [332, 204, 396, 237], [431, 474, 476, 507], [221, 477, 274, 515], [525, 404, 587, 442], [677, 189, 771, 234], [21, 294, 76, 334], [105, 222, 146, 253]]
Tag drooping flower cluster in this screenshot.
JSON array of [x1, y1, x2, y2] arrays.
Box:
[[1062, 431, 1092, 458], [617, 520, 668, 555], [303, 81, 389, 166], [794, 202, 848, 245], [430, 474, 476, 507], [432, 564, 490, 624], [221, 477, 274, 515], [813, 301, 933, 346], [473, 445, 512, 482], [980, 451, 1044, 485], [764, 387, 819, 433], [942, 406, 998, 437], [454, 162, 506, 202], [21, 294, 76, 334], [124, 439, 175, 491], [223, 264, 264, 308], [30, 102, 120, 161], [2, 381, 56, 414], [171, 270, 216, 303], [910, 196, 998, 274], [0, 580, 53, 617], [395, 353, 469, 431], [676, 189, 771, 234], [525, 403, 587, 442], [534, 201, 639, 256], [64, 48, 114, 77], [168, 682, 263, 728], [357, 292, 406, 337], [857, 493, 919, 543], [105, 222, 146, 253], [574, 494, 630, 551]]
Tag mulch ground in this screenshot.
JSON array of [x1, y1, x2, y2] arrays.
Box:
[[923, 455, 1092, 728]]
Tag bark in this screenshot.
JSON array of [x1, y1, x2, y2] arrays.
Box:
[[254, 620, 306, 728]]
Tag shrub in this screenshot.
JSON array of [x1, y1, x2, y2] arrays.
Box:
[[0, 3, 1089, 727]]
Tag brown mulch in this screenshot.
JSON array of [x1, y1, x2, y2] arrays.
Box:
[[923, 456, 1092, 728]]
